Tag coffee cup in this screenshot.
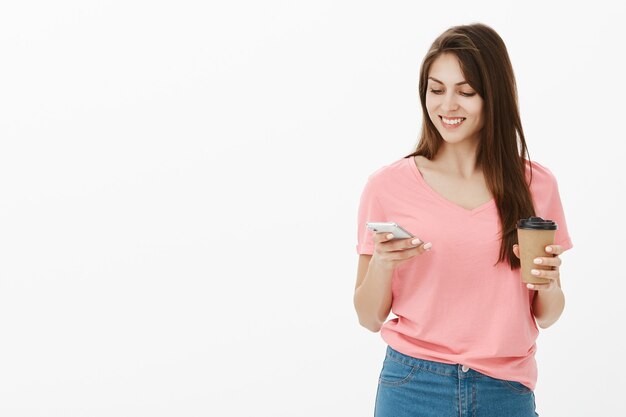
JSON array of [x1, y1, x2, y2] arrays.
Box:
[[516, 216, 558, 285]]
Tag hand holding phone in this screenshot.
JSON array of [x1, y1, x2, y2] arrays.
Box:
[[365, 221, 432, 270], [366, 222, 415, 239]]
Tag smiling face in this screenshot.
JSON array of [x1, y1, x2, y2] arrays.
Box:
[[426, 53, 484, 145]]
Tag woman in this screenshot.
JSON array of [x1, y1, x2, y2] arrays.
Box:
[[354, 23, 573, 417]]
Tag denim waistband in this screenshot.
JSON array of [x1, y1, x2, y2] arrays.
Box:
[[385, 345, 482, 379]]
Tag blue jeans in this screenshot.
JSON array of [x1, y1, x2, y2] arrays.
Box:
[[375, 345, 539, 417]]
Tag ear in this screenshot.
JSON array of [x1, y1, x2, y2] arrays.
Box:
[[512, 244, 520, 259]]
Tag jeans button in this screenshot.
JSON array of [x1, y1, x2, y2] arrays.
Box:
[[461, 365, 469, 372]]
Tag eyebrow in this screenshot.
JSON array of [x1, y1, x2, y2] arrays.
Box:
[[428, 77, 469, 86]]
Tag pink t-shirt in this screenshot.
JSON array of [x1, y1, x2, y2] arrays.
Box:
[[355, 156, 573, 390]]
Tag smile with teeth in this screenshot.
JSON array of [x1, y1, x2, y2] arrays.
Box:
[[440, 116, 466, 126]]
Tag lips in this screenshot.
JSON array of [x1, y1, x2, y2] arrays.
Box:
[[439, 116, 466, 120], [439, 115, 466, 128]]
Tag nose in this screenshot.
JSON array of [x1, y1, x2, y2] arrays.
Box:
[[441, 91, 459, 112]]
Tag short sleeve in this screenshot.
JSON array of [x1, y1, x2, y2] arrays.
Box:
[[355, 177, 387, 255], [543, 170, 574, 252]]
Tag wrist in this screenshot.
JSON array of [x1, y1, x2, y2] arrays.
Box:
[[536, 284, 563, 299], [369, 256, 395, 273]]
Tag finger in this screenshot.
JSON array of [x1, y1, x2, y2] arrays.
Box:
[[526, 282, 555, 291], [545, 245, 563, 256], [404, 241, 432, 255], [412, 240, 432, 252], [381, 242, 428, 261], [387, 239, 432, 255], [530, 268, 559, 280], [390, 237, 425, 252], [373, 232, 396, 243], [374, 233, 421, 252], [404, 243, 429, 256], [512, 244, 520, 259], [533, 256, 562, 268]]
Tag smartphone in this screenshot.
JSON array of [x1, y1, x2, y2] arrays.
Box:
[[365, 222, 415, 239]]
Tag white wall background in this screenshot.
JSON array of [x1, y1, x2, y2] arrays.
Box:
[[0, 1, 623, 416]]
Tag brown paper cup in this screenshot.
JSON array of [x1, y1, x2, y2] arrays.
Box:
[[517, 217, 558, 285]]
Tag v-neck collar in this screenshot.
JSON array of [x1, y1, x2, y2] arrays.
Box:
[[408, 156, 496, 216]]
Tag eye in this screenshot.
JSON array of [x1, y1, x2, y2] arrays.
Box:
[[429, 89, 476, 97]]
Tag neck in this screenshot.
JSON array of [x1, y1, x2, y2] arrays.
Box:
[[433, 139, 481, 179]]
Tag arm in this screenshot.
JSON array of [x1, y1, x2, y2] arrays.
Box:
[[532, 281, 565, 329], [528, 169, 572, 328], [353, 255, 393, 333], [514, 243, 567, 329]]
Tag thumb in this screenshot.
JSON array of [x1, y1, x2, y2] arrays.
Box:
[[512, 244, 520, 259]]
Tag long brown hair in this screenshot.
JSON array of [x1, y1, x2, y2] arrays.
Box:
[[404, 23, 535, 270]]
